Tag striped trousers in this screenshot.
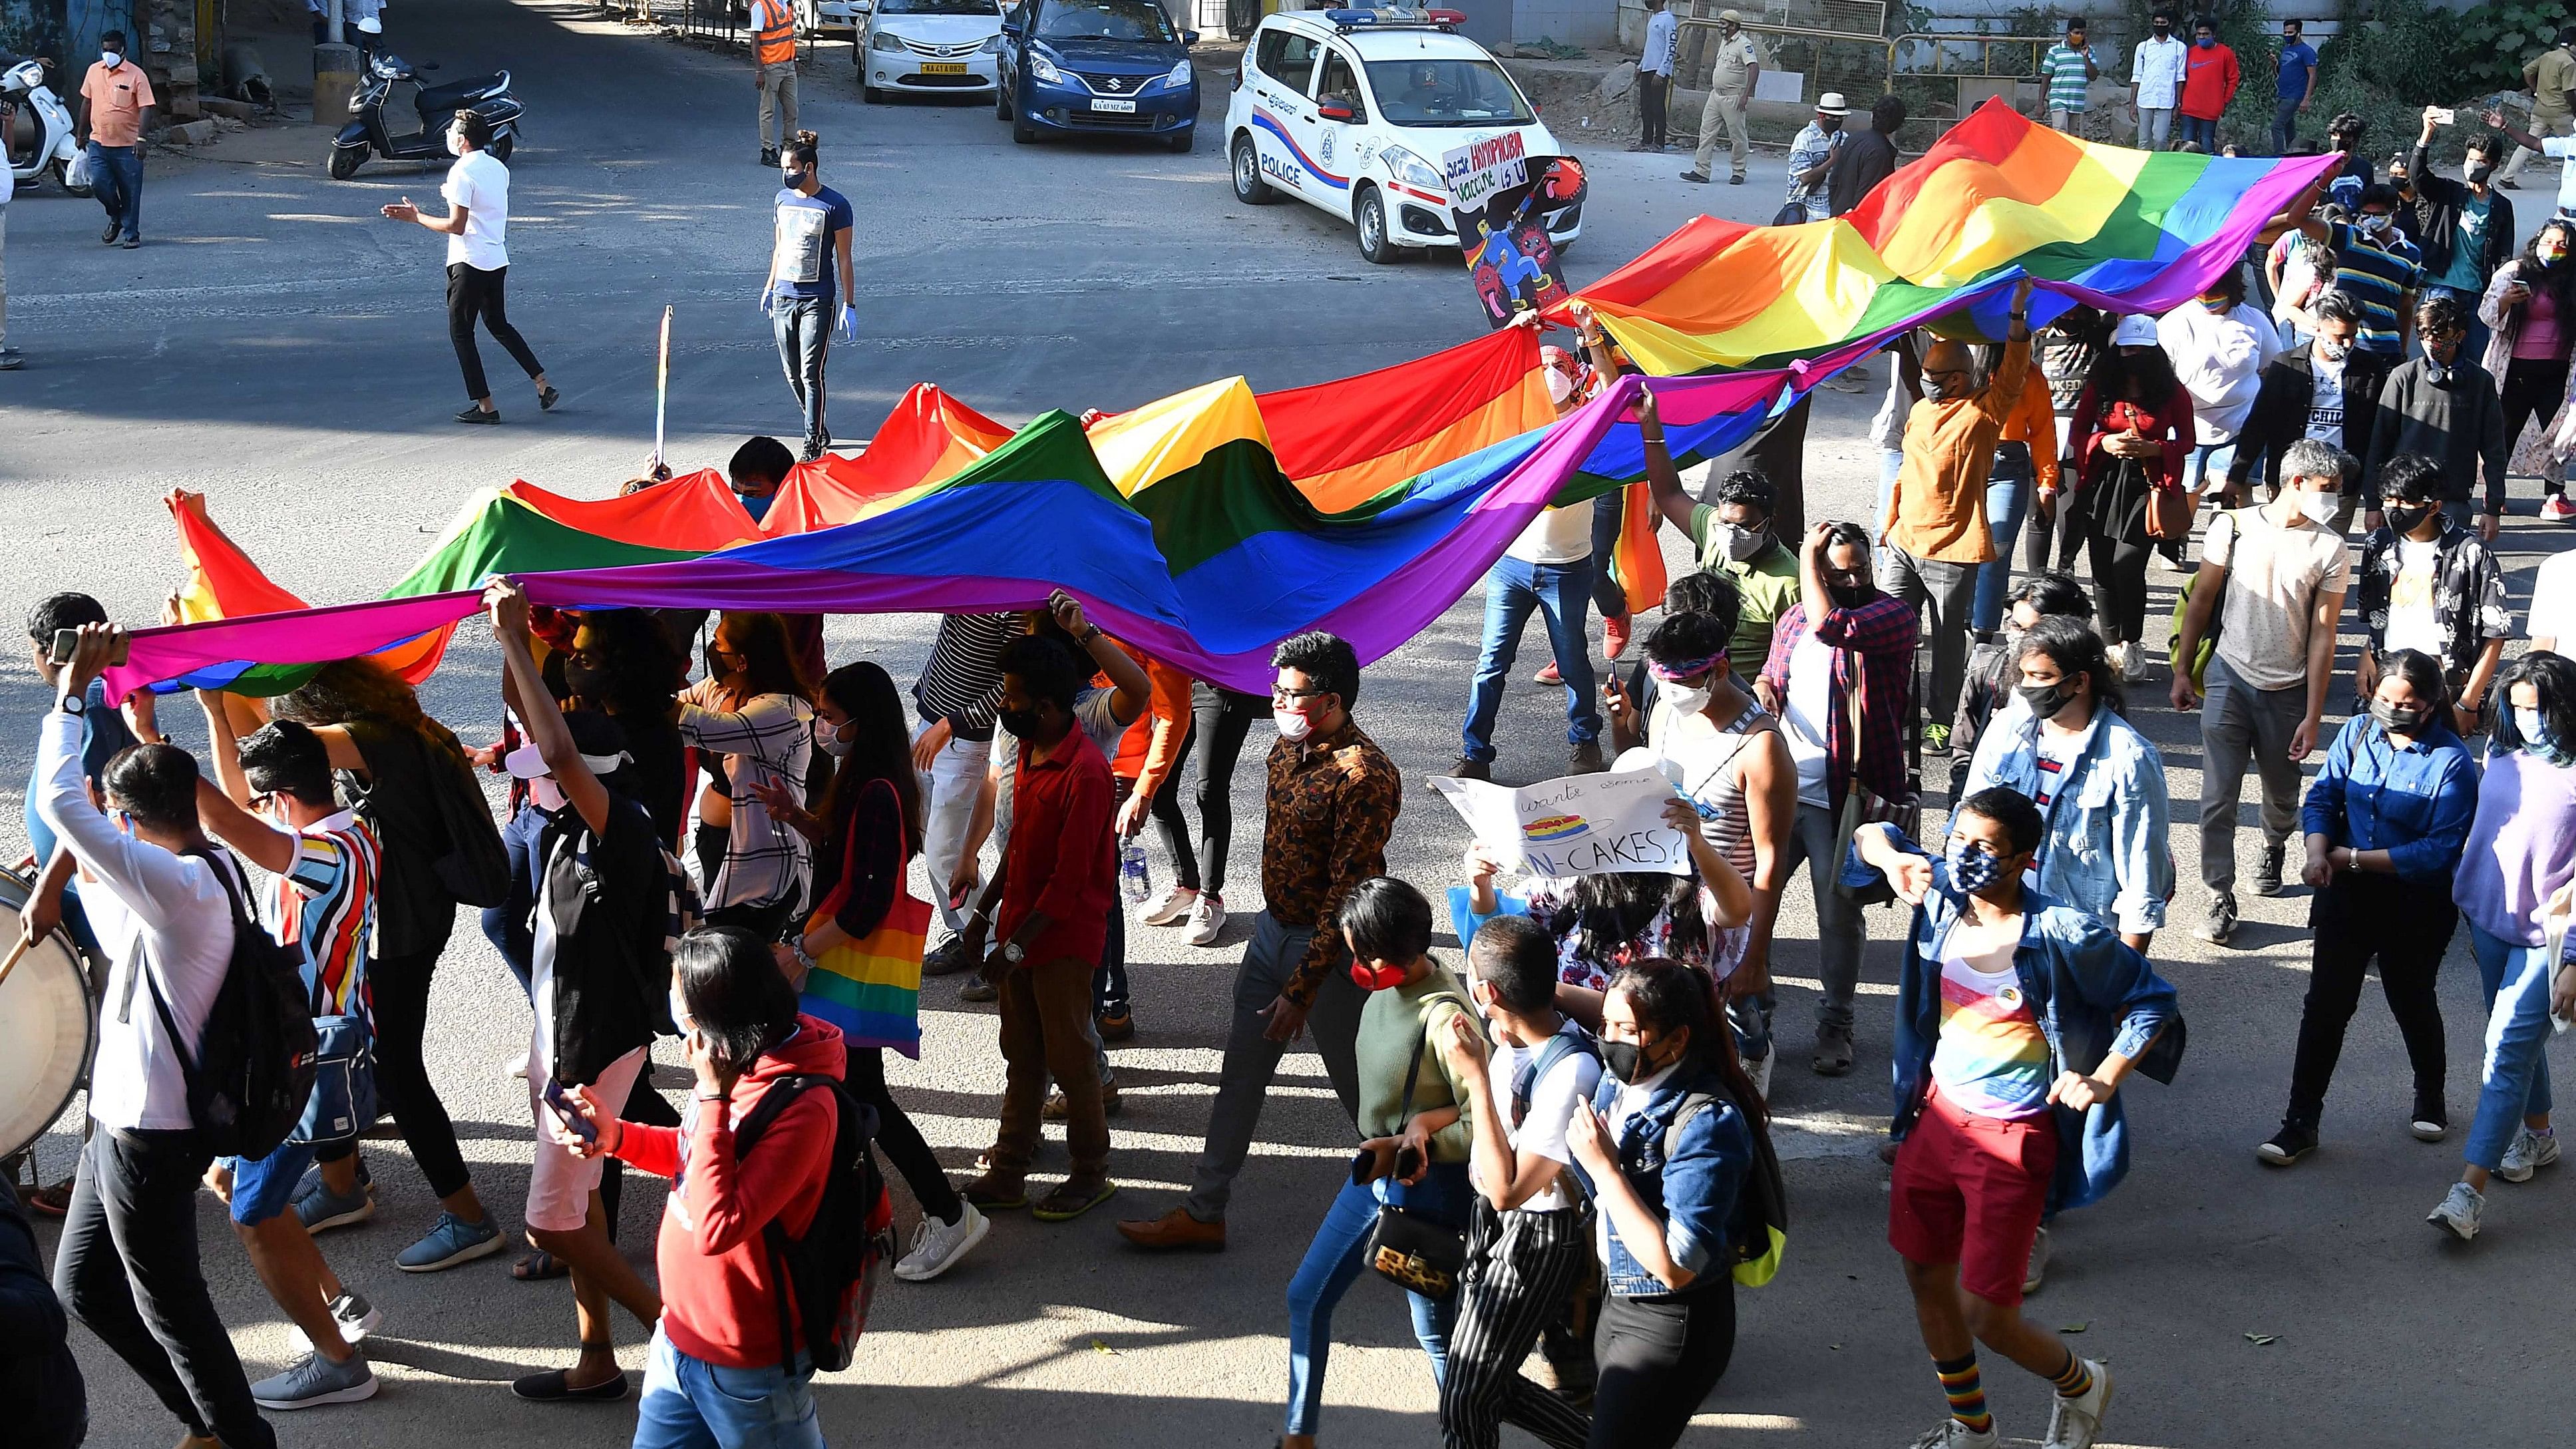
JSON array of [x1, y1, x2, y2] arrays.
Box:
[[1439, 1200, 1596, 1449]]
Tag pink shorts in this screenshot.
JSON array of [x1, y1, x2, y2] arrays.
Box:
[[1887, 1087, 2056, 1307], [524, 1037, 648, 1234]]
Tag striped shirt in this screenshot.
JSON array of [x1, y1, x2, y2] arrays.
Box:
[[2328, 220, 2424, 357], [272, 809, 380, 1018], [912, 613, 1017, 737], [2042, 43, 2092, 112], [677, 684, 815, 911]]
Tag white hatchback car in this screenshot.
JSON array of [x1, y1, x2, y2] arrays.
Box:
[[1223, 7, 1582, 264], [860, 0, 1008, 102]]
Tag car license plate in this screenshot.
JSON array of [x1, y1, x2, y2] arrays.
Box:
[[1090, 97, 1137, 112], [922, 61, 967, 74]]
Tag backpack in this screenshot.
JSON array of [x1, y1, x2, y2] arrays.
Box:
[[733, 1074, 896, 1377], [420, 730, 512, 909], [130, 850, 319, 1161], [1664, 1081, 1790, 1288], [1509, 1029, 1601, 1131], [2166, 508, 2246, 693]]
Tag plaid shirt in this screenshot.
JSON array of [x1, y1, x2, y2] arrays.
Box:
[[675, 683, 815, 911], [2356, 518, 2511, 683], [1760, 594, 1918, 804], [1260, 718, 1401, 1006]]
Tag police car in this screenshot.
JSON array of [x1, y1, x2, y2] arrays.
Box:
[[1223, 7, 1582, 264]]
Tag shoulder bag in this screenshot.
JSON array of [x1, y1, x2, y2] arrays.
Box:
[[1362, 1004, 1467, 1300], [1831, 652, 1919, 907]]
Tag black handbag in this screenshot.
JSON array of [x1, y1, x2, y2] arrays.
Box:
[[1361, 1018, 1467, 1300]]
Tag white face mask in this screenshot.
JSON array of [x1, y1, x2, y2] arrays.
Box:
[[2297, 487, 2340, 526], [1274, 708, 1314, 743], [1662, 682, 1714, 716], [447, 129, 467, 157], [100, 51, 121, 67], [819, 718, 855, 758], [2359, 212, 2393, 236], [668, 987, 695, 1038], [528, 775, 568, 813]]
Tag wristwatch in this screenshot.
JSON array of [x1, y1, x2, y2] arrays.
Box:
[[1077, 625, 1104, 646], [1002, 940, 1027, 965], [57, 694, 86, 717]]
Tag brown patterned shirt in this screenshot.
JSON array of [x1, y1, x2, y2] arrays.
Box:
[[1260, 717, 1401, 1005]]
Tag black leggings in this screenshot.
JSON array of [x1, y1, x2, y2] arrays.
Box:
[[2080, 463, 2155, 646], [2504, 357, 2572, 495], [1188, 682, 1264, 895], [319, 927, 472, 1201], [1586, 1285, 1736, 1449], [846, 1045, 964, 1225], [445, 261, 544, 403], [2285, 873, 2456, 1126]]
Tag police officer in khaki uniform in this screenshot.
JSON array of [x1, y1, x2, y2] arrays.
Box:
[[1682, 9, 1761, 185]]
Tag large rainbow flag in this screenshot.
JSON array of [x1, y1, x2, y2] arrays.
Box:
[[106, 103, 2334, 702]]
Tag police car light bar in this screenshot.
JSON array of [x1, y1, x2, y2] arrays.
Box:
[[1323, 7, 1466, 29]]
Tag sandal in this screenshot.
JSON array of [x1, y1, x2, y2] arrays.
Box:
[[960, 1170, 1027, 1211], [510, 1366, 630, 1402], [1032, 1178, 1117, 1223], [513, 1249, 569, 1281], [537, 383, 560, 411]]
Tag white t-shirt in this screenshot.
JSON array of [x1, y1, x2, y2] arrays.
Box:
[[442, 149, 512, 270], [2304, 353, 2346, 451], [1782, 632, 1834, 809], [1505, 504, 1595, 565], [1483, 1020, 1604, 1213], [1640, 9, 1679, 75], [2383, 535, 2444, 658], [2529, 550, 2576, 645], [2545, 135, 2576, 216], [2157, 302, 2283, 443]]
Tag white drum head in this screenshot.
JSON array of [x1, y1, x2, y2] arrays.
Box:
[[0, 883, 97, 1160]]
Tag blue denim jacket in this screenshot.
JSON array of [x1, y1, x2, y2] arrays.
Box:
[[1567, 1061, 1750, 1298], [1881, 829, 2185, 1214], [2297, 714, 2478, 885], [1958, 703, 2172, 936]]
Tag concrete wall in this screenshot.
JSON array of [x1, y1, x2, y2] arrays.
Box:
[[1513, 0, 1614, 47], [0, 0, 132, 72]]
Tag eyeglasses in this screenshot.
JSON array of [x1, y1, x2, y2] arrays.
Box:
[[1272, 685, 1332, 702]]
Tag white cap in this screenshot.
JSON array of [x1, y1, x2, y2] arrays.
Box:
[[356, 15, 381, 32], [2113, 313, 2161, 347], [1816, 92, 1849, 116], [502, 741, 628, 780]]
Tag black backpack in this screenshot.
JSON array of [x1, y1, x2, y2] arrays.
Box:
[[130, 849, 318, 1160], [1664, 1080, 1790, 1287], [733, 1074, 895, 1377]]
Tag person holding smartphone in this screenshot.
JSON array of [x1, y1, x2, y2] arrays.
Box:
[[486, 580, 667, 1403]]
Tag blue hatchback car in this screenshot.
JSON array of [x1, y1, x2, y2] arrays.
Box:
[[996, 0, 1199, 151]]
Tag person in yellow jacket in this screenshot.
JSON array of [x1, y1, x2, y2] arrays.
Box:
[[753, 0, 799, 166]]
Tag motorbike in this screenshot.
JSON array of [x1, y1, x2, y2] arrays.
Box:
[[328, 52, 522, 180], [1, 55, 89, 196]]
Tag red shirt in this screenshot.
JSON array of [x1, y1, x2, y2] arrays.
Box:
[[999, 724, 1115, 966], [2179, 42, 2239, 119]]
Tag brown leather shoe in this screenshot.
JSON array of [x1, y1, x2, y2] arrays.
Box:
[[1115, 1205, 1226, 1252]]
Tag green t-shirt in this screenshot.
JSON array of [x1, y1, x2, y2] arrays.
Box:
[[1686, 507, 1803, 681], [2043, 44, 2092, 113]]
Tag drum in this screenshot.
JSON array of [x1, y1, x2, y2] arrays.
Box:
[[0, 867, 98, 1161]]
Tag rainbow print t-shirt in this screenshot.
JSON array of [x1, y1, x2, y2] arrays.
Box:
[[1928, 938, 2050, 1120]]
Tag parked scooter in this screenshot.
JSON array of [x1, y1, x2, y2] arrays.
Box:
[[1, 55, 90, 196], [328, 52, 522, 180]]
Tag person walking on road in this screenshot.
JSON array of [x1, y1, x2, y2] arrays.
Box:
[[2127, 10, 2187, 151], [380, 110, 558, 425], [76, 32, 151, 248], [1632, 0, 1676, 153], [2495, 26, 2576, 192], [765, 131, 856, 463], [2271, 19, 2317, 154], [1681, 9, 1759, 186], [753, 0, 800, 166]]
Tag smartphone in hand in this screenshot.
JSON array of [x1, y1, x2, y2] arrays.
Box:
[[541, 1078, 598, 1143], [49, 629, 130, 668]]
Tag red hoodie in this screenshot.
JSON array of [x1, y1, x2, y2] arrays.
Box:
[[612, 1014, 845, 1369]]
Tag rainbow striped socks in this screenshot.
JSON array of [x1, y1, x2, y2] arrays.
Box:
[[2051, 1349, 2095, 1400], [1935, 1353, 1992, 1434]]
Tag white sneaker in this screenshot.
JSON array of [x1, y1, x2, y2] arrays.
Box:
[[1750, 1052, 1774, 1100], [2022, 1224, 2050, 1295], [894, 1202, 990, 1283], [1186, 891, 1227, 946], [2042, 1357, 2112, 1449], [1909, 1419, 1999, 1449], [2427, 1180, 2484, 1241], [1139, 884, 1198, 927], [2117, 641, 2149, 683], [2497, 1127, 2560, 1183]]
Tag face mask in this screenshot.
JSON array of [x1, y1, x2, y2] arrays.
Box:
[[562, 660, 609, 702], [819, 718, 855, 759], [2384, 503, 2436, 536], [1600, 1037, 1660, 1085], [447, 130, 466, 157], [2360, 212, 2393, 236], [1662, 681, 1714, 716], [2466, 162, 2495, 186], [2201, 296, 2230, 313], [1829, 582, 1870, 609], [2195, 34, 2213, 47], [2016, 678, 2078, 721], [668, 988, 695, 1038], [2517, 708, 2572, 764], [2297, 487, 2340, 526], [2370, 699, 2430, 733], [1349, 959, 1409, 991], [2316, 337, 2350, 363], [2152, 23, 2169, 37], [1921, 375, 1962, 403], [1946, 839, 2004, 892], [100, 51, 121, 67], [1000, 707, 1050, 741], [1274, 707, 1315, 743], [528, 775, 569, 813], [1718, 522, 1767, 563], [783, 169, 804, 188]]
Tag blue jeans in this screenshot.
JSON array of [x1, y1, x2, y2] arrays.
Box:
[[1590, 491, 1629, 618], [635, 1327, 824, 1449], [771, 295, 831, 449], [1875, 447, 1904, 539], [480, 801, 544, 997], [2177, 113, 2219, 151], [2271, 97, 2302, 154], [2426, 285, 2492, 373], [87, 142, 142, 241], [1284, 1161, 1469, 1435], [1461, 555, 1601, 763], [2180, 438, 2238, 501], [1971, 449, 2034, 634], [2466, 924, 2556, 1171]]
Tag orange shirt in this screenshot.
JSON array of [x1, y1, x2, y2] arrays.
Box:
[[1885, 333, 2032, 565], [1998, 369, 2062, 495], [81, 61, 153, 147], [1111, 656, 1193, 791]]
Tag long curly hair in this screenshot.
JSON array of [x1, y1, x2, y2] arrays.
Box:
[[1540, 871, 1710, 974], [2517, 218, 2576, 323]]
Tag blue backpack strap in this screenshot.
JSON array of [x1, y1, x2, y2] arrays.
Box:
[[1511, 1028, 1600, 1130]]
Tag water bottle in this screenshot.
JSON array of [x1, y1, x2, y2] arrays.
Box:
[[1119, 839, 1151, 906]]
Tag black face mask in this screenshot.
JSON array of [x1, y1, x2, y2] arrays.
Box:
[[1600, 1038, 1654, 1084], [1829, 582, 1870, 609], [563, 660, 610, 702], [997, 708, 1044, 741], [2384, 503, 2437, 536], [2017, 678, 2079, 721], [2370, 699, 2430, 733]]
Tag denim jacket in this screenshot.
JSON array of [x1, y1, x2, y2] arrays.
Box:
[[1568, 1061, 1751, 1299], [1959, 704, 2173, 937], [2297, 714, 2478, 885], [1881, 829, 2185, 1214]]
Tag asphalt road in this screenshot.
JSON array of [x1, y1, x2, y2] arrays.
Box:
[[5, 5, 2576, 1444]]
